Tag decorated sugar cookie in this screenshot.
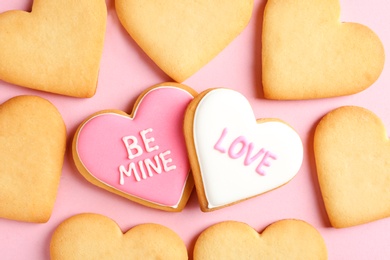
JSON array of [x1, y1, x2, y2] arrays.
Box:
[[0, 0, 106, 97], [50, 213, 188, 259], [72, 83, 197, 211], [0, 96, 66, 223], [193, 219, 327, 259], [315, 106, 390, 228], [262, 0, 385, 99], [115, 0, 254, 82], [184, 88, 303, 211]]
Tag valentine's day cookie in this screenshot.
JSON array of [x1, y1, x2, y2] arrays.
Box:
[[193, 219, 327, 259], [262, 0, 385, 99], [315, 106, 390, 228], [184, 88, 303, 211], [0, 0, 106, 97], [115, 0, 254, 82], [0, 96, 66, 223], [72, 83, 197, 211], [50, 213, 188, 259]]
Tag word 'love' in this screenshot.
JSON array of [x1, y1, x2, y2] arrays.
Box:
[[214, 128, 277, 175]]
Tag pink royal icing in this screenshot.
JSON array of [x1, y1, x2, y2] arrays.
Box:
[[75, 87, 194, 208], [214, 127, 278, 176]]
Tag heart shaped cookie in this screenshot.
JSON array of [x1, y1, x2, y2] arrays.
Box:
[[194, 219, 327, 259], [315, 106, 390, 228], [73, 83, 197, 211], [184, 88, 303, 211], [262, 0, 385, 99], [0, 0, 106, 97], [50, 213, 188, 259], [115, 0, 254, 82], [0, 96, 66, 223]]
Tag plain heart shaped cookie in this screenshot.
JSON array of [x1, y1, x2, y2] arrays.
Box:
[[314, 106, 390, 228], [0, 96, 66, 223], [50, 213, 188, 259], [184, 88, 303, 211], [73, 83, 197, 211], [262, 0, 385, 99], [193, 219, 327, 259], [115, 0, 254, 82], [0, 0, 106, 97]]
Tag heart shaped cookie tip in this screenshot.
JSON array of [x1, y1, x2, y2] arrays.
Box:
[[0, 95, 66, 223], [193, 219, 327, 259], [262, 0, 385, 99], [315, 106, 390, 227]]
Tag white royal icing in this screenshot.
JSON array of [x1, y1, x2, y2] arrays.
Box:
[[193, 89, 303, 209]]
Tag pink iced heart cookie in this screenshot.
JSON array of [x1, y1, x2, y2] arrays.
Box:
[[73, 83, 197, 211], [184, 88, 303, 211]]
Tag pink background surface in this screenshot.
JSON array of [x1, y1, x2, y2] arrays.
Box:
[[1, 0, 390, 259]]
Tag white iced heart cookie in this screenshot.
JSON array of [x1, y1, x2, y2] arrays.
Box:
[[0, 0, 106, 97], [314, 106, 390, 227], [184, 88, 303, 211], [193, 219, 327, 259]]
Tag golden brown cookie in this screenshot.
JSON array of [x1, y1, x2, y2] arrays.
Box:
[[0, 0, 107, 97], [115, 0, 254, 82], [315, 106, 390, 228], [50, 213, 188, 259], [262, 0, 385, 99], [0, 95, 66, 223], [193, 219, 327, 259]]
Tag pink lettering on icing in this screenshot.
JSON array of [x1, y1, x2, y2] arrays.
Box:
[[256, 152, 278, 176], [119, 128, 176, 185], [244, 143, 266, 166], [214, 127, 277, 176], [228, 136, 248, 159]]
